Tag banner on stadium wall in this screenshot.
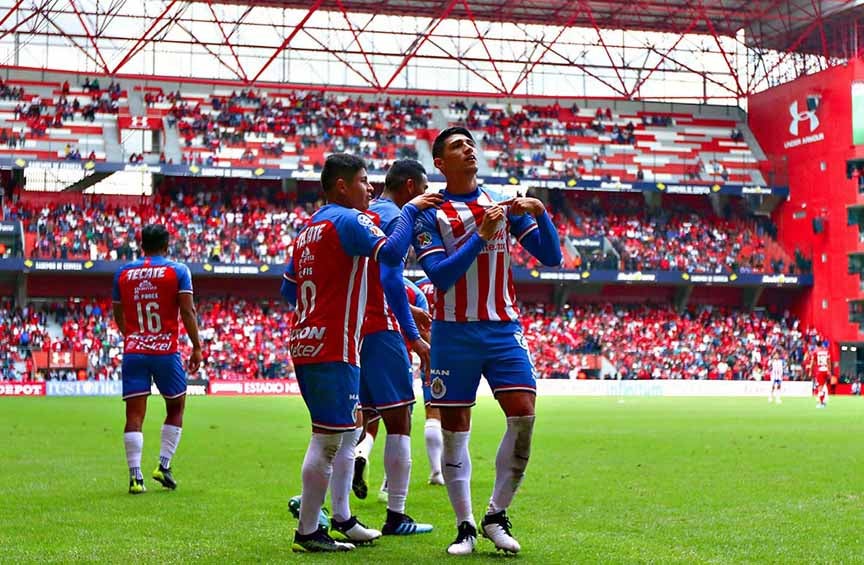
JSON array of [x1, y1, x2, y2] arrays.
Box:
[[0, 381, 46, 396], [31, 351, 89, 370], [209, 379, 300, 396], [118, 116, 161, 131], [5, 258, 814, 288], [533, 379, 814, 397], [0, 157, 786, 196], [0, 221, 19, 235], [47, 380, 122, 396]]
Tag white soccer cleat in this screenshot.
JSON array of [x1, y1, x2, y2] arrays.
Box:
[[429, 471, 445, 486], [481, 511, 521, 554], [776, 398, 782, 404], [447, 521, 477, 556], [330, 516, 382, 544]]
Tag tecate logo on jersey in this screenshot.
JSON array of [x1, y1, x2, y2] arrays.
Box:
[[126, 266, 168, 280], [296, 224, 325, 247]]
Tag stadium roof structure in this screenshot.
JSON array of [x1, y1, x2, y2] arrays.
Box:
[[0, 0, 859, 102]]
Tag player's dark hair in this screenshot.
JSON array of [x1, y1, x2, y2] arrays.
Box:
[[320, 153, 366, 193], [385, 159, 427, 192], [141, 223, 170, 254], [432, 126, 474, 159]]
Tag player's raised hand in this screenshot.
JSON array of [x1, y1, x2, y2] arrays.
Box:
[[410, 336, 431, 375], [478, 205, 505, 240], [499, 196, 546, 217], [188, 346, 203, 373], [410, 304, 432, 335], [408, 192, 443, 211]]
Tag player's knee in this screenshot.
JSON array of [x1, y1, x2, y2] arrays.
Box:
[[499, 391, 536, 418]]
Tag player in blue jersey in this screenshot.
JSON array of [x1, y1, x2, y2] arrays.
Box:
[[280, 154, 441, 552], [413, 127, 562, 555], [411, 276, 444, 486], [112, 224, 202, 494], [351, 159, 434, 535]]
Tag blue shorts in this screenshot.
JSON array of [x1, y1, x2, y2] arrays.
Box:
[[296, 362, 360, 431], [429, 320, 537, 408], [773, 379, 782, 388], [359, 330, 415, 415], [422, 377, 432, 406], [122, 353, 186, 400]]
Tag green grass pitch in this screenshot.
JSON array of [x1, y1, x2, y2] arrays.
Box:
[[1, 395, 863, 563]]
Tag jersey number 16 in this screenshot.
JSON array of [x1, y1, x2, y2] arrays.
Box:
[[136, 301, 162, 333]]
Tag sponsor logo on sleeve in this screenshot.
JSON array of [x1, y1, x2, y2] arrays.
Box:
[[416, 232, 433, 248]]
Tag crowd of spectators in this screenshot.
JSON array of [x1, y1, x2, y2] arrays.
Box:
[[522, 303, 824, 381], [167, 90, 431, 170], [7, 188, 312, 264], [2, 297, 826, 384]]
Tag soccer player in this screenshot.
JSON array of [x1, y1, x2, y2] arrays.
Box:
[[353, 159, 433, 535], [280, 154, 441, 552], [413, 275, 445, 486], [809, 340, 832, 408], [112, 224, 202, 495], [768, 352, 784, 404], [412, 127, 562, 555]]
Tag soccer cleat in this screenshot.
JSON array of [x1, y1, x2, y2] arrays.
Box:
[[288, 495, 331, 531], [152, 465, 177, 490], [428, 471, 445, 486], [447, 521, 477, 555], [128, 478, 146, 494], [352, 456, 368, 499], [481, 510, 521, 554], [382, 510, 433, 535], [330, 516, 382, 545], [292, 525, 354, 553]]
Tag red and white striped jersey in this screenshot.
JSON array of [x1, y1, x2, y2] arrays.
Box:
[[284, 204, 386, 366], [412, 188, 538, 323]]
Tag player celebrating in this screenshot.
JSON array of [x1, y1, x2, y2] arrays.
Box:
[[281, 154, 441, 552], [112, 224, 202, 495], [768, 352, 784, 404], [412, 127, 562, 555], [350, 158, 434, 535], [413, 275, 444, 486], [809, 340, 832, 408]]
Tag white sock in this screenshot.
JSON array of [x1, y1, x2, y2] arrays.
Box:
[[424, 419, 443, 475], [356, 430, 375, 461], [384, 434, 412, 514], [442, 429, 474, 527], [159, 424, 182, 469], [488, 415, 535, 515], [124, 431, 144, 481], [299, 433, 342, 535], [330, 428, 361, 523]]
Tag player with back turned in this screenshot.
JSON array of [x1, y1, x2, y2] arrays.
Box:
[[280, 154, 441, 552], [412, 127, 562, 555], [112, 224, 202, 495]]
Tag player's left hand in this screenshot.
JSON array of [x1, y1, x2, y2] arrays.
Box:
[[499, 197, 546, 217], [188, 347, 203, 373], [410, 305, 431, 335], [410, 337, 431, 375]]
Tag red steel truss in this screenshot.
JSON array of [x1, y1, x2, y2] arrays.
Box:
[[0, 0, 858, 101]]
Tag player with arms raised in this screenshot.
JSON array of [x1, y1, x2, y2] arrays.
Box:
[[112, 224, 202, 494], [280, 154, 441, 552], [412, 127, 562, 555]]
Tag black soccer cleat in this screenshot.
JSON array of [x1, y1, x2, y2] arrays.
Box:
[[292, 525, 354, 552], [152, 465, 177, 490], [352, 456, 368, 499], [128, 478, 146, 495], [381, 509, 433, 535]]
